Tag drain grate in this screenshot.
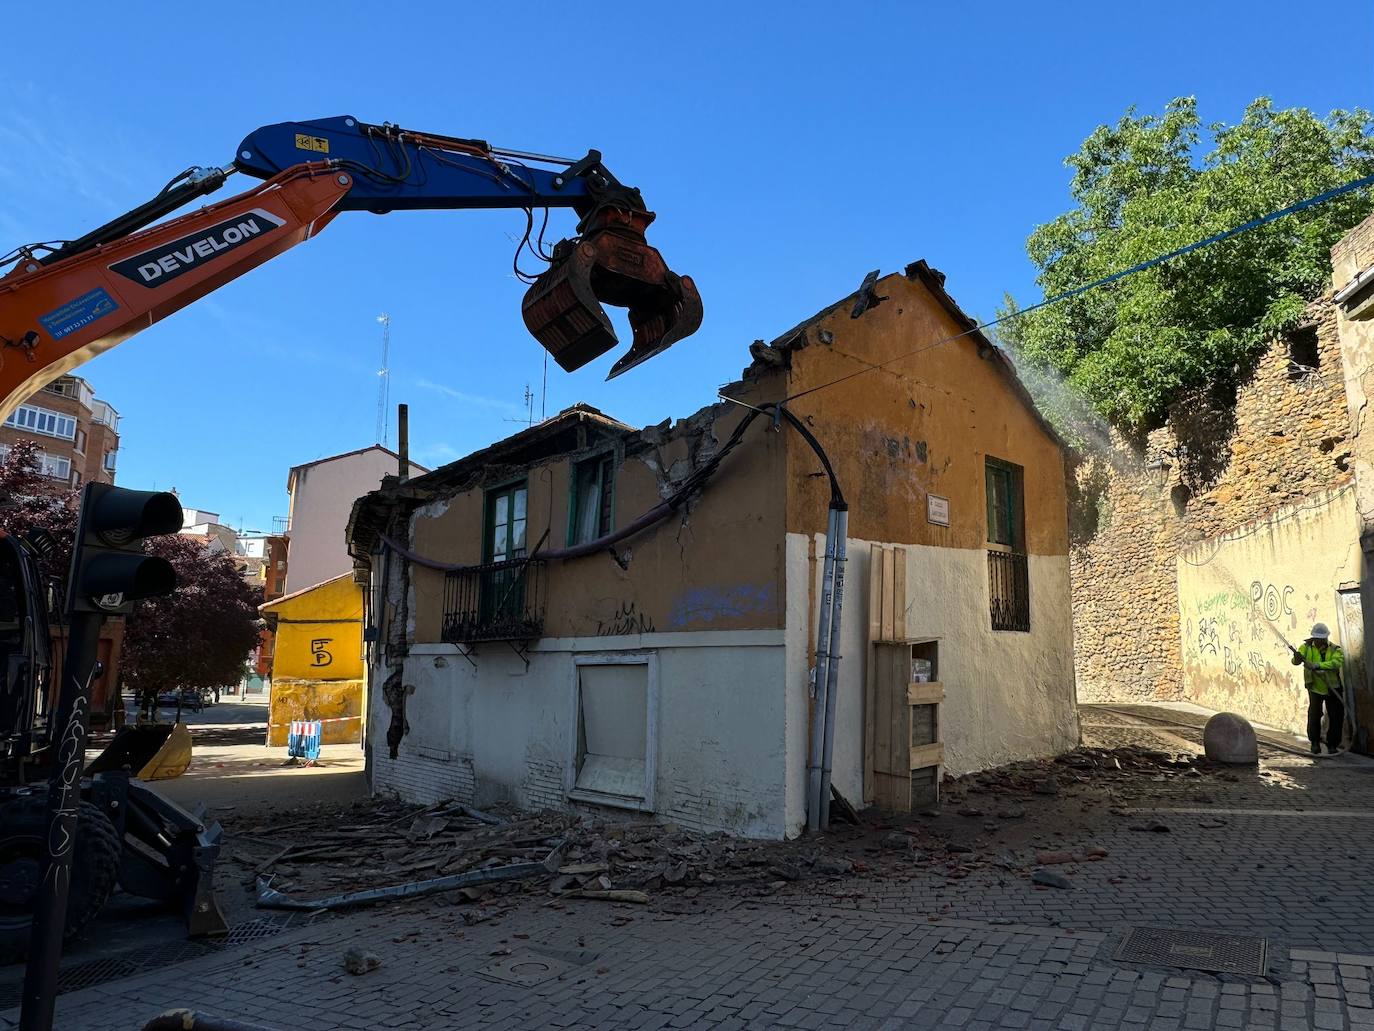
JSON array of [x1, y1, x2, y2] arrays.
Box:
[[1115, 926, 1268, 975], [0, 913, 314, 1010]]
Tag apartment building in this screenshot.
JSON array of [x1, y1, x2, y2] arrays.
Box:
[[284, 445, 425, 594], [0, 374, 119, 487]]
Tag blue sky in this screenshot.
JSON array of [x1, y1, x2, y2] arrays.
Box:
[[4, 3, 1369, 532]]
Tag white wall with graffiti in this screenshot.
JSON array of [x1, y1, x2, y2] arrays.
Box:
[[1176, 483, 1360, 735]]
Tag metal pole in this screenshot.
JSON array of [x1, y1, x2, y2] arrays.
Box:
[[818, 507, 849, 830], [807, 507, 839, 832], [20, 609, 103, 1031]]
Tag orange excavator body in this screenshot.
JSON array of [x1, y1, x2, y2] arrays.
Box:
[[0, 166, 351, 423]]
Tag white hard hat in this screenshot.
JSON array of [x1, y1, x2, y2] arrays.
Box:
[[1311, 623, 1331, 640]]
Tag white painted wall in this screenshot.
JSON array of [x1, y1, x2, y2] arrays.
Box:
[[367, 530, 1075, 841], [369, 630, 789, 837], [782, 532, 1078, 836], [286, 449, 421, 593]]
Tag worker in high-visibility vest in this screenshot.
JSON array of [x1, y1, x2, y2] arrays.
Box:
[[1291, 623, 1346, 755]]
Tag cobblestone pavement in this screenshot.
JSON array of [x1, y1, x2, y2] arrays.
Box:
[[6, 704, 1373, 1030], [772, 705, 1374, 954]]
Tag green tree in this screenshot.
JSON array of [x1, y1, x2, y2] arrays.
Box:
[[1002, 97, 1374, 432]]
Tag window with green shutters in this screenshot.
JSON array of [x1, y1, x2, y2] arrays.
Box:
[[984, 457, 1029, 632], [482, 481, 528, 626], [984, 458, 1023, 549], [569, 453, 615, 545], [485, 482, 528, 562]]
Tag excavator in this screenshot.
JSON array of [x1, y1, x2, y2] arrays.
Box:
[[0, 116, 703, 961]]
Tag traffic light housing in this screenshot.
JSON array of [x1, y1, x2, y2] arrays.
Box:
[[67, 483, 183, 615]]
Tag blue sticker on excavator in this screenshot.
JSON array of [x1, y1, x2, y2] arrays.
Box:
[[39, 287, 119, 339]]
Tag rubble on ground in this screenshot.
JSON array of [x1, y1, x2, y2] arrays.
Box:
[[217, 742, 1246, 919]]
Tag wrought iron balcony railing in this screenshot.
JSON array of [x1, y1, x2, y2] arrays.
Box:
[[442, 556, 546, 644]]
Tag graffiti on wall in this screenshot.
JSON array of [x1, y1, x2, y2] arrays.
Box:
[[1197, 618, 1219, 656], [1180, 579, 1300, 690], [671, 584, 775, 628], [1250, 580, 1296, 629], [596, 601, 657, 637]]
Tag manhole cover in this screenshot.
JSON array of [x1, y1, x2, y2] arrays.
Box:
[[1115, 926, 1268, 975], [478, 949, 577, 987]]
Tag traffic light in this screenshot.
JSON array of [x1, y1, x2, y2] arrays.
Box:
[[66, 483, 183, 615]]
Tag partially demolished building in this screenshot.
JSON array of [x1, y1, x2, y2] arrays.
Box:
[[347, 262, 1078, 837]]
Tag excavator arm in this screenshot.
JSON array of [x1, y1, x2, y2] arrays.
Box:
[[0, 116, 701, 421]]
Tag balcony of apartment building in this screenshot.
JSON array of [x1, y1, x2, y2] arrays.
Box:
[[90, 399, 120, 431], [5, 403, 77, 444], [43, 376, 95, 411]]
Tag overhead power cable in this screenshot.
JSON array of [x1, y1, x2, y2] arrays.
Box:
[[783, 172, 1374, 404]]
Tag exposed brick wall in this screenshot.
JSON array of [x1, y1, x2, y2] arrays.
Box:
[[1072, 294, 1352, 702], [371, 750, 476, 806], [522, 745, 567, 810]]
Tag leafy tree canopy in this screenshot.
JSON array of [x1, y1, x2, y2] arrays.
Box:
[[1000, 97, 1374, 432], [0, 444, 260, 701], [121, 535, 262, 701], [0, 440, 77, 575]]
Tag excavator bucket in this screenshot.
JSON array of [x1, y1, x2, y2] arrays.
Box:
[[86, 722, 193, 781], [522, 208, 702, 379]]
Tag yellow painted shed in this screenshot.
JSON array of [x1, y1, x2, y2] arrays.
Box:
[[260, 573, 365, 747]]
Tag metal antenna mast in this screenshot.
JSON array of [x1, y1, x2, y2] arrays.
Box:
[[375, 313, 392, 446]]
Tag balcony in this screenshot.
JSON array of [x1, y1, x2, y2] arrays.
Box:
[[442, 556, 546, 644], [272, 516, 291, 534], [987, 550, 1030, 632]]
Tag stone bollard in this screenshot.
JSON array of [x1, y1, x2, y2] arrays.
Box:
[[1203, 712, 1259, 764]]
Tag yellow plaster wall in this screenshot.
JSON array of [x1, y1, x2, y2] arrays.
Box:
[[265, 678, 364, 747], [782, 273, 1069, 556], [1176, 483, 1360, 735], [261, 574, 365, 746]]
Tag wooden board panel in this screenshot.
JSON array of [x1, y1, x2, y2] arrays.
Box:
[[911, 766, 939, 809], [880, 547, 896, 642], [906, 682, 945, 706], [891, 647, 909, 777], [892, 547, 907, 641], [864, 546, 880, 804], [910, 703, 935, 747], [872, 644, 893, 783], [867, 543, 882, 643], [863, 649, 875, 804], [909, 742, 944, 770]]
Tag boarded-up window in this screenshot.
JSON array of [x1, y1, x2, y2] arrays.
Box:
[[571, 658, 655, 808]]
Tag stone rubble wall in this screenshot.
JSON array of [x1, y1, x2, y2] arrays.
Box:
[[1072, 293, 1353, 702]]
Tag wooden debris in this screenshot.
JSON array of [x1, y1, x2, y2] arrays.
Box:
[[563, 889, 650, 904]]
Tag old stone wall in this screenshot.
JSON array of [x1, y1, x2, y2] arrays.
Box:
[[1072, 293, 1353, 703]]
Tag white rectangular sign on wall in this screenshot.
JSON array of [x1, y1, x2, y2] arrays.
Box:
[[927, 494, 950, 526]]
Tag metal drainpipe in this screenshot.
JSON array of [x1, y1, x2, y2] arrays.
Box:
[[817, 507, 849, 830], [806, 506, 839, 833]]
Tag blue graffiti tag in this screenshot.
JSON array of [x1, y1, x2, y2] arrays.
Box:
[[671, 585, 775, 628]]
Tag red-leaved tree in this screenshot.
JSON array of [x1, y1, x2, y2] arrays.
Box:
[[121, 536, 262, 708], [0, 440, 78, 576], [0, 443, 262, 710]]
